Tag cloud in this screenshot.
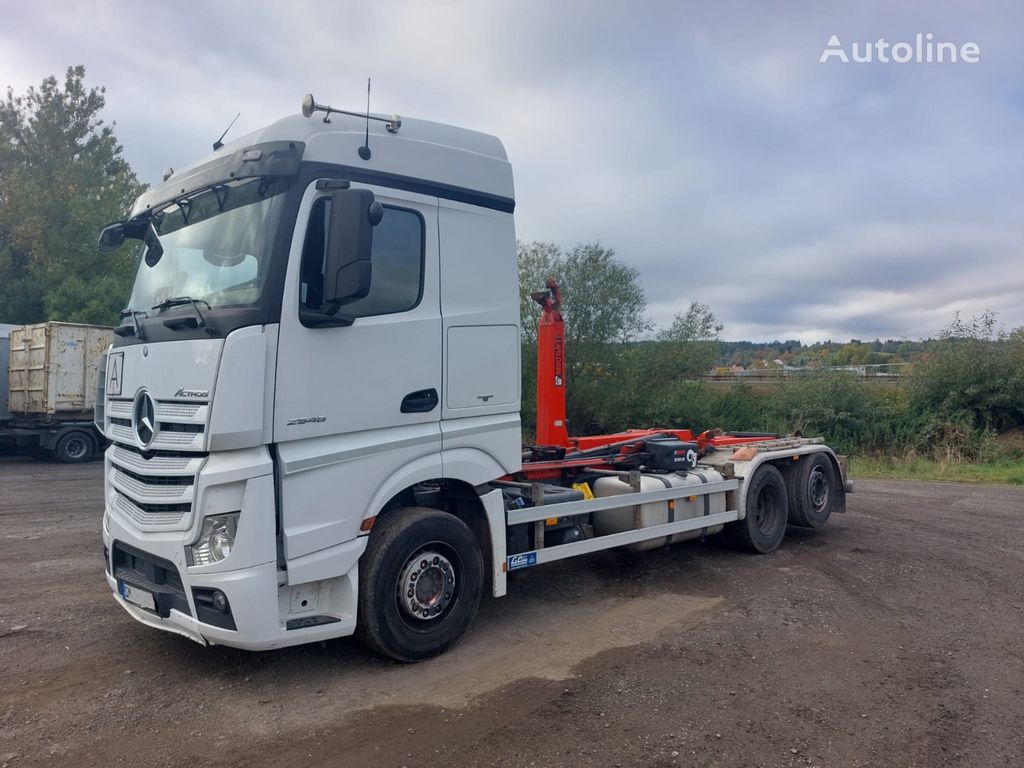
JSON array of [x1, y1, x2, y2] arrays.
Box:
[[1, 0, 1021, 340]]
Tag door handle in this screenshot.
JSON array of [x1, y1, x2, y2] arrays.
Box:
[[400, 388, 439, 413]]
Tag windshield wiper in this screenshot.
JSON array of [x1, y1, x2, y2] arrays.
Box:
[[152, 296, 218, 336], [114, 309, 148, 341]]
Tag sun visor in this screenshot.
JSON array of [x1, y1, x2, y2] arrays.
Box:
[[130, 140, 305, 218]]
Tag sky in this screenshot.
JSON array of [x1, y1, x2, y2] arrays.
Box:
[[2, 0, 1022, 343]]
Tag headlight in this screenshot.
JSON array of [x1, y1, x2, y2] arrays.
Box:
[[191, 513, 239, 566]]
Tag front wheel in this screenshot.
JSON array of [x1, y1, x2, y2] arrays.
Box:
[[53, 430, 95, 463], [357, 507, 484, 662], [724, 464, 788, 553]]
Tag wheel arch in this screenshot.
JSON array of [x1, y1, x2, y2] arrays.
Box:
[[738, 446, 846, 517], [361, 454, 501, 590]]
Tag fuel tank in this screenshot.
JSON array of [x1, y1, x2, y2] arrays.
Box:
[[591, 469, 726, 551]]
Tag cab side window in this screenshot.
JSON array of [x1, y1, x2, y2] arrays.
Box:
[[299, 198, 424, 316]]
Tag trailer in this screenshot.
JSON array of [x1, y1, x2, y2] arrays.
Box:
[[1, 322, 111, 462], [94, 94, 852, 661]]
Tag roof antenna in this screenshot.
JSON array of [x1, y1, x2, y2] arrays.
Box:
[[358, 78, 372, 161], [213, 112, 240, 151]]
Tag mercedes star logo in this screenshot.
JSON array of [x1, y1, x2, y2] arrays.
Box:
[[132, 390, 158, 449]]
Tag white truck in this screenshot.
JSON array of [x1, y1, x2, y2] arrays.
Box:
[[1, 322, 110, 462], [96, 95, 851, 661]]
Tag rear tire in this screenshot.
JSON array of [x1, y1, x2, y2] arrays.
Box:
[[357, 507, 483, 662], [53, 430, 95, 463], [786, 453, 836, 528], [724, 464, 788, 553]]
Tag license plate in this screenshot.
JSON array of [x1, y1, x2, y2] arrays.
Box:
[[118, 580, 156, 611]]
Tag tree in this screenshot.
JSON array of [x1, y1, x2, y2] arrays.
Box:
[[517, 241, 651, 434], [910, 310, 1024, 434], [0, 66, 144, 324], [518, 241, 650, 350], [654, 301, 723, 379]]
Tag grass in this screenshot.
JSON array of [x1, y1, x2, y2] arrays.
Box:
[[852, 454, 1024, 486]]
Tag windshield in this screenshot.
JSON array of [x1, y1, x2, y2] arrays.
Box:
[[125, 176, 291, 312]]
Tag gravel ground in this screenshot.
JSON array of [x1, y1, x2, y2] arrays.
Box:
[[1, 456, 1022, 767]]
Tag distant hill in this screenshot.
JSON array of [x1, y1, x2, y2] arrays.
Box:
[[716, 338, 934, 370]]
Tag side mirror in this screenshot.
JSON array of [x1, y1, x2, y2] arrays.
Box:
[[142, 222, 164, 267], [322, 188, 382, 312], [98, 222, 126, 251]]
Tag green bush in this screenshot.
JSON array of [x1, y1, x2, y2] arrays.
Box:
[[909, 312, 1024, 433]]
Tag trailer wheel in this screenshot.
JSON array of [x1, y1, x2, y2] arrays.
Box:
[[53, 430, 95, 463], [724, 464, 788, 553], [786, 453, 836, 528], [357, 507, 484, 662]]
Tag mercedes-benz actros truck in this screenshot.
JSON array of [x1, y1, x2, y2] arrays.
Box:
[[96, 94, 850, 661]]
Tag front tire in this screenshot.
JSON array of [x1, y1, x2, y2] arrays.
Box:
[[357, 507, 484, 662], [724, 464, 788, 553], [53, 430, 95, 463]]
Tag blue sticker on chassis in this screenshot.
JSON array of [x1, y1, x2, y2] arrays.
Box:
[[507, 552, 538, 570]]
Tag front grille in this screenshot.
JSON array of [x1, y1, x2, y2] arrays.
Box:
[[159, 422, 204, 434], [151, 431, 201, 445], [107, 400, 202, 420], [113, 467, 192, 502], [107, 399, 132, 417], [105, 397, 208, 452], [114, 494, 191, 528], [106, 396, 209, 532], [112, 541, 190, 619], [112, 444, 201, 473], [109, 421, 135, 444], [109, 447, 206, 533], [116, 465, 194, 486], [156, 403, 201, 419]]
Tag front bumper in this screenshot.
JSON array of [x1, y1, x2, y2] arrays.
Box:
[[104, 511, 361, 651], [104, 559, 281, 649], [102, 447, 360, 651]]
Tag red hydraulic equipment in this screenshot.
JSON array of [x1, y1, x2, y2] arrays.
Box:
[[532, 277, 569, 448], [518, 277, 776, 483]]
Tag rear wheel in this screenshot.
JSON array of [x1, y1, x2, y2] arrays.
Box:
[[786, 453, 836, 528], [357, 507, 483, 662], [724, 464, 788, 553], [53, 430, 95, 463]]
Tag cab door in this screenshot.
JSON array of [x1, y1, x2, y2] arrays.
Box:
[[273, 183, 441, 562]]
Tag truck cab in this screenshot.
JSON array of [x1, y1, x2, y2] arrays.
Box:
[[98, 105, 522, 653]]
